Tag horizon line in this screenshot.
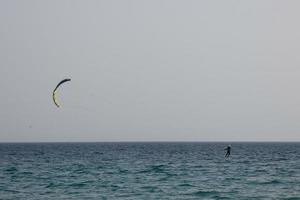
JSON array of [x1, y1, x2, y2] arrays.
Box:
[[0, 140, 299, 143]]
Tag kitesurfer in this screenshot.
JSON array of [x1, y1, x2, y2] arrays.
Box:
[[224, 145, 231, 158]]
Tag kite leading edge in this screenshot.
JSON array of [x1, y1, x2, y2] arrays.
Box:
[[52, 78, 71, 108]]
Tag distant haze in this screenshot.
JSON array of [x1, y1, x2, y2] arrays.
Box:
[[1, 0, 300, 142]]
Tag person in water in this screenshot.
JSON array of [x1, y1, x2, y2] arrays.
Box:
[[224, 145, 231, 158]]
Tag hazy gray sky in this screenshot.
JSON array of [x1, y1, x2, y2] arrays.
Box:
[[1, 0, 300, 142]]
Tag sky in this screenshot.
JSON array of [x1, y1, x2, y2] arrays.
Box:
[[1, 0, 300, 142]]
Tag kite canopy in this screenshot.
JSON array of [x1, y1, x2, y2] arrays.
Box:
[[52, 78, 71, 107]]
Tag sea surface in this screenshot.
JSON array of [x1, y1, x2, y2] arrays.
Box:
[[0, 142, 299, 199]]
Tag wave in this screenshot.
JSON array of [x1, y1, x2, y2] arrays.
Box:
[[178, 183, 195, 187], [189, 190, 220, 197], [260, 179, 282, 185], [5, 166, 18, 172]]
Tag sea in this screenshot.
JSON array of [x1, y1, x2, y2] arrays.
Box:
[[0, 142, 299, 199]]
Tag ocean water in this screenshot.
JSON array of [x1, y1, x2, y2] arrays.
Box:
[[0, 142, 299, 199]]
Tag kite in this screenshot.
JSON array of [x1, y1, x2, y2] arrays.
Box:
[[52, 78, 71, 107]]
